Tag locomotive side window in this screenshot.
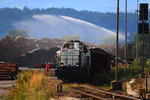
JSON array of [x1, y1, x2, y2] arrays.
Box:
[[62, 43, 69, 49]]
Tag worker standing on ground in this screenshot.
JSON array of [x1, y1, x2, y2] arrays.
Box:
[[46, 63, 50, 75]]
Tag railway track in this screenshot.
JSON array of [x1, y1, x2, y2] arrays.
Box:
[[71, 86, 141, 100]]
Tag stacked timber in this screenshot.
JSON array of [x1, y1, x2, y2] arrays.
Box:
[[0, 62, 18, 79]]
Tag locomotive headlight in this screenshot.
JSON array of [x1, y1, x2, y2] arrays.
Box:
[[60, 63, 64, 67], [76, 63, 79, 67]]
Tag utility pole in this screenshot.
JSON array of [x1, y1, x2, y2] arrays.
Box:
[[124, 0, 128, 78], [136, 0, 139, 61], [110, 0, 122, 90], [115, 0, 119, 81]]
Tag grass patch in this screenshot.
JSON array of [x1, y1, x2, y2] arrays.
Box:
[[62, 83, 78, 91], [100, 84, 110, 90], [4, 70, 58, 100]]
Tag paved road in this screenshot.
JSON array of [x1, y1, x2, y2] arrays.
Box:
[[19, 67, 45, 71], [0, 80, 15, 97]]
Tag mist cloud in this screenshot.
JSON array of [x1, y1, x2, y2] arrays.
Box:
[[13, 14, 124, 44]]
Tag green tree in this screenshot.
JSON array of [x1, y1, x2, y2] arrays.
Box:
[[7, 29, 29, 38], [131, 29, 150, 58]]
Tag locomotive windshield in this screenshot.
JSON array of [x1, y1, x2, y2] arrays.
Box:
[[62, 43, 74, 49], [62, 41, 89, 53]]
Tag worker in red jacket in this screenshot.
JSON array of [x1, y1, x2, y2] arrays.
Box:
[[46, 63, 50, 75]]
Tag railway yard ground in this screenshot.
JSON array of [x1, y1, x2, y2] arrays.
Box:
[[0, 67, 149, 100]]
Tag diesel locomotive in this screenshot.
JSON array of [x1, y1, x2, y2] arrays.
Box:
[[55, 40, 110, 81]]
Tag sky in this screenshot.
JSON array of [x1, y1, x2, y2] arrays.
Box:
[[0, 0, 150, 12]]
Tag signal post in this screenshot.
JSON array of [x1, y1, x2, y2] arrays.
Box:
[[138, 3, 149, 75]]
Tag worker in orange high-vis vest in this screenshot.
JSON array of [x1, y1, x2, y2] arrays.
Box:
[[45, 63, 50, 75]]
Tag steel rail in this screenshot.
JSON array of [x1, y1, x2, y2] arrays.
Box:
[[71, 88, 108, 100], [71, 86, 140, 100]]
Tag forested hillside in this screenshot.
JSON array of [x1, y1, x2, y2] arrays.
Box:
[[0, 7, 150, 39]]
